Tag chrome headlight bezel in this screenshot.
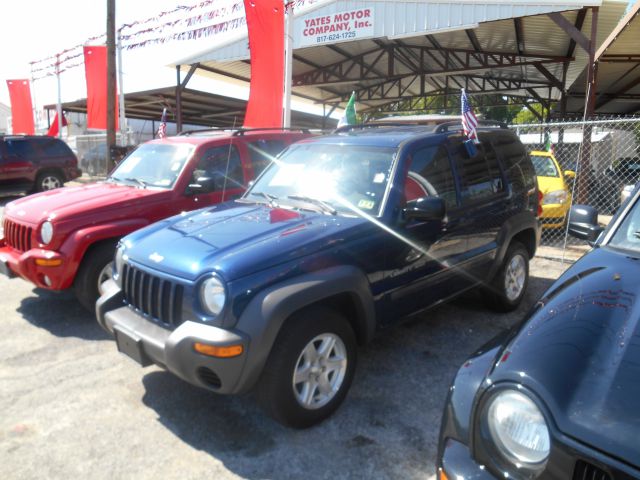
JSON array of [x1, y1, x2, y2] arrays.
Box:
[[479, 386, 551, 474], [542, 189, 568, 205], [40, 221, 54, 245], [199, 274, 226, 317]]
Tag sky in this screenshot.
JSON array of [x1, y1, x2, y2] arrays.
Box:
[[0, 0, 289, 123]]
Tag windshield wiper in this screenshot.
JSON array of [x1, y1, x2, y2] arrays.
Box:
[[124, 177, 148, 188], [249, 191, 279, 207], [287, 195, 337, 215]]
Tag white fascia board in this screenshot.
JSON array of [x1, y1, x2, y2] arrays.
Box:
[[171, 0, 603, 65]]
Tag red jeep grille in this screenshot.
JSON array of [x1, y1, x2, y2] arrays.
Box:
[[3, 219, 33, 252]]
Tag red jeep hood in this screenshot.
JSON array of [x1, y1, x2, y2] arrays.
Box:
[[4, 183, 167, 224]]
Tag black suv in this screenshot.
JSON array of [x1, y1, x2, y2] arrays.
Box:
[[0, 135, 81, 195], [97, 123, 541, 428]]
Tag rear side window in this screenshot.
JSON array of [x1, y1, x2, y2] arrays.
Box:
[[194, 144, 244, 190], [5, 139, 37, 158], [450, 137, 504, 205], [247, 139, 287, 177], [407, 145, 457, 209], [39, 138, 73, 156], [492, 133, 536, 193]]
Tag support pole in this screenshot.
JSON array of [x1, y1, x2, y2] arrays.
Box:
[[176, 65, 183, 133], [55, 55, 63, 139], [117, 29, 127, 141], [283, 2, 294, 128], [107, 0, 117, 171], [577, 6, 599, 205]]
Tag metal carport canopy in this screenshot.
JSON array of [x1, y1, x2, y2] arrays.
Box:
[[564, 1, 640, 115], [171, 0, 627, 119]]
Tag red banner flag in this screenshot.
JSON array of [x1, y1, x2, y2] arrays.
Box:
[[6, 79, 35, 134], [47, 111, 68, 137], [83, 46, 118, 130], [243, 0, 284, 128]]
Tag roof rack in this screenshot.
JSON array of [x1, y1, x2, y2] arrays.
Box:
[[434, 120, 508, 133], [178, 127, 310, 137], [332, 122, 432, 134]]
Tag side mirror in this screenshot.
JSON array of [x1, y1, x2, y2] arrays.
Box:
[[564, 170, 576, 179], [568, 204, 604, 243], [404, 197, 445, 222]]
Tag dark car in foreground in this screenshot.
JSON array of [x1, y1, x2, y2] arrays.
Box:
[[0, 135, 81, 194], [97, 123, 541, 428], [437, 197, 640, 479]]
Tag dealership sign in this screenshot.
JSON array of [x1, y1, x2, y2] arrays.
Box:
[[298, 8, 374, 47]]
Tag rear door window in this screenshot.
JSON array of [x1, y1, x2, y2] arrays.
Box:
[[5, 139, 37, 158], [492, 133, 536, 192], [450, 137, 504, 205]]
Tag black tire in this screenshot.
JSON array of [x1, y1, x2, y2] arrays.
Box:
[[484, 241, 529, 312], [74, 242, 117, 312], [256, 306, 357, 428], [35, 171, 65, 192]]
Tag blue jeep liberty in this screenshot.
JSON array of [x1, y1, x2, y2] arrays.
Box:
[[97, 124, 541, 428]]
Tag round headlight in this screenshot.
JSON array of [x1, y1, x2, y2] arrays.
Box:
[[200, 275, 226, 316], [113, 244, 126, 284], [486, 389, 550, 465], [40, 221, 54, 245]]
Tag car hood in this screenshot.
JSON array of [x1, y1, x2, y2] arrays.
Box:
[[491, 247, 640, 468], [124, 202, 372, 282], [537, 176, 567, 195], [4, 182, 167, 225]]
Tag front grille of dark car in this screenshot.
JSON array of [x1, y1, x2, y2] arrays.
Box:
[[573, 460, 612, 480], [121, 263, 184, 328], [2, 219, 33, 252]]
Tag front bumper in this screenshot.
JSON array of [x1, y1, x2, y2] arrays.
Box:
[[540, 203, 569, 228], [438, 439, 493, 480], [96, 279, 250, 394], [0, 244, 72, 290]]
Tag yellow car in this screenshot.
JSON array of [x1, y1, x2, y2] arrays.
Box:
[[530, 151, 575, 229]]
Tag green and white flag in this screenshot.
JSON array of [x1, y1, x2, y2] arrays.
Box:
[[338, 91, 357, 127]]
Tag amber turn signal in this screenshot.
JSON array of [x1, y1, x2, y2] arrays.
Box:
[[193, 342, 243, 358], [438, 468, 449, 480], [35, 258, 63, 267]]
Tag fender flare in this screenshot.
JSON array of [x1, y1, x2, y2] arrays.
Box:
[[231, 265, 376, 393], [490, 212, 540, 279], [58, 219, 151, 284]]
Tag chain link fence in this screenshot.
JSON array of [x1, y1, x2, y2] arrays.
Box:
[[75, 132, 137, 177], [513, 117, 640, 261]]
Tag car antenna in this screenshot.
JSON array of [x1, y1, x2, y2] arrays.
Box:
[[221, 116, 238, 201]]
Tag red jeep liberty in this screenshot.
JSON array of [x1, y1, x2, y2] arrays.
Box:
[[0, 129, 311, 310]]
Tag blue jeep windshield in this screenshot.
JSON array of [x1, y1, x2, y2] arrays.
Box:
[[608, 196, 640, 254], [246, 143, 397, 216], [110, 143, 195, 189]]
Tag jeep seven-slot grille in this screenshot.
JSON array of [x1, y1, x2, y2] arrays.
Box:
[[122, 264, 184, 328], [3, 219, 33, 252], [573, 460, 612, 480]]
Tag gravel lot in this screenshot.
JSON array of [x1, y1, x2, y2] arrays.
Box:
[[0, 195, 571, 480]]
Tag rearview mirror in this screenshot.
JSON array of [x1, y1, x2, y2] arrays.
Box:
[[564, 170, 576, 179], [404, 197, 445, 222]]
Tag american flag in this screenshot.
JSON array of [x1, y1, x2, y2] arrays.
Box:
[[461, 89, 479, 144], [157, 108, 167, 139]]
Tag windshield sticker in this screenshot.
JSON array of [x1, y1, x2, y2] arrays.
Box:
[[170, 162, 181, 172], [156, 179, 171, 186], [373, 173, 385, 183], [358, 199, 375, 209]]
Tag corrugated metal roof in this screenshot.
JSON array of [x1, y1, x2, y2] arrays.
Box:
[[171, 0, 628, 116], [565, 1, 640, 115]]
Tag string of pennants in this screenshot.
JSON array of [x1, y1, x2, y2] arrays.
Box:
[[29, 0, 320, 81]]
